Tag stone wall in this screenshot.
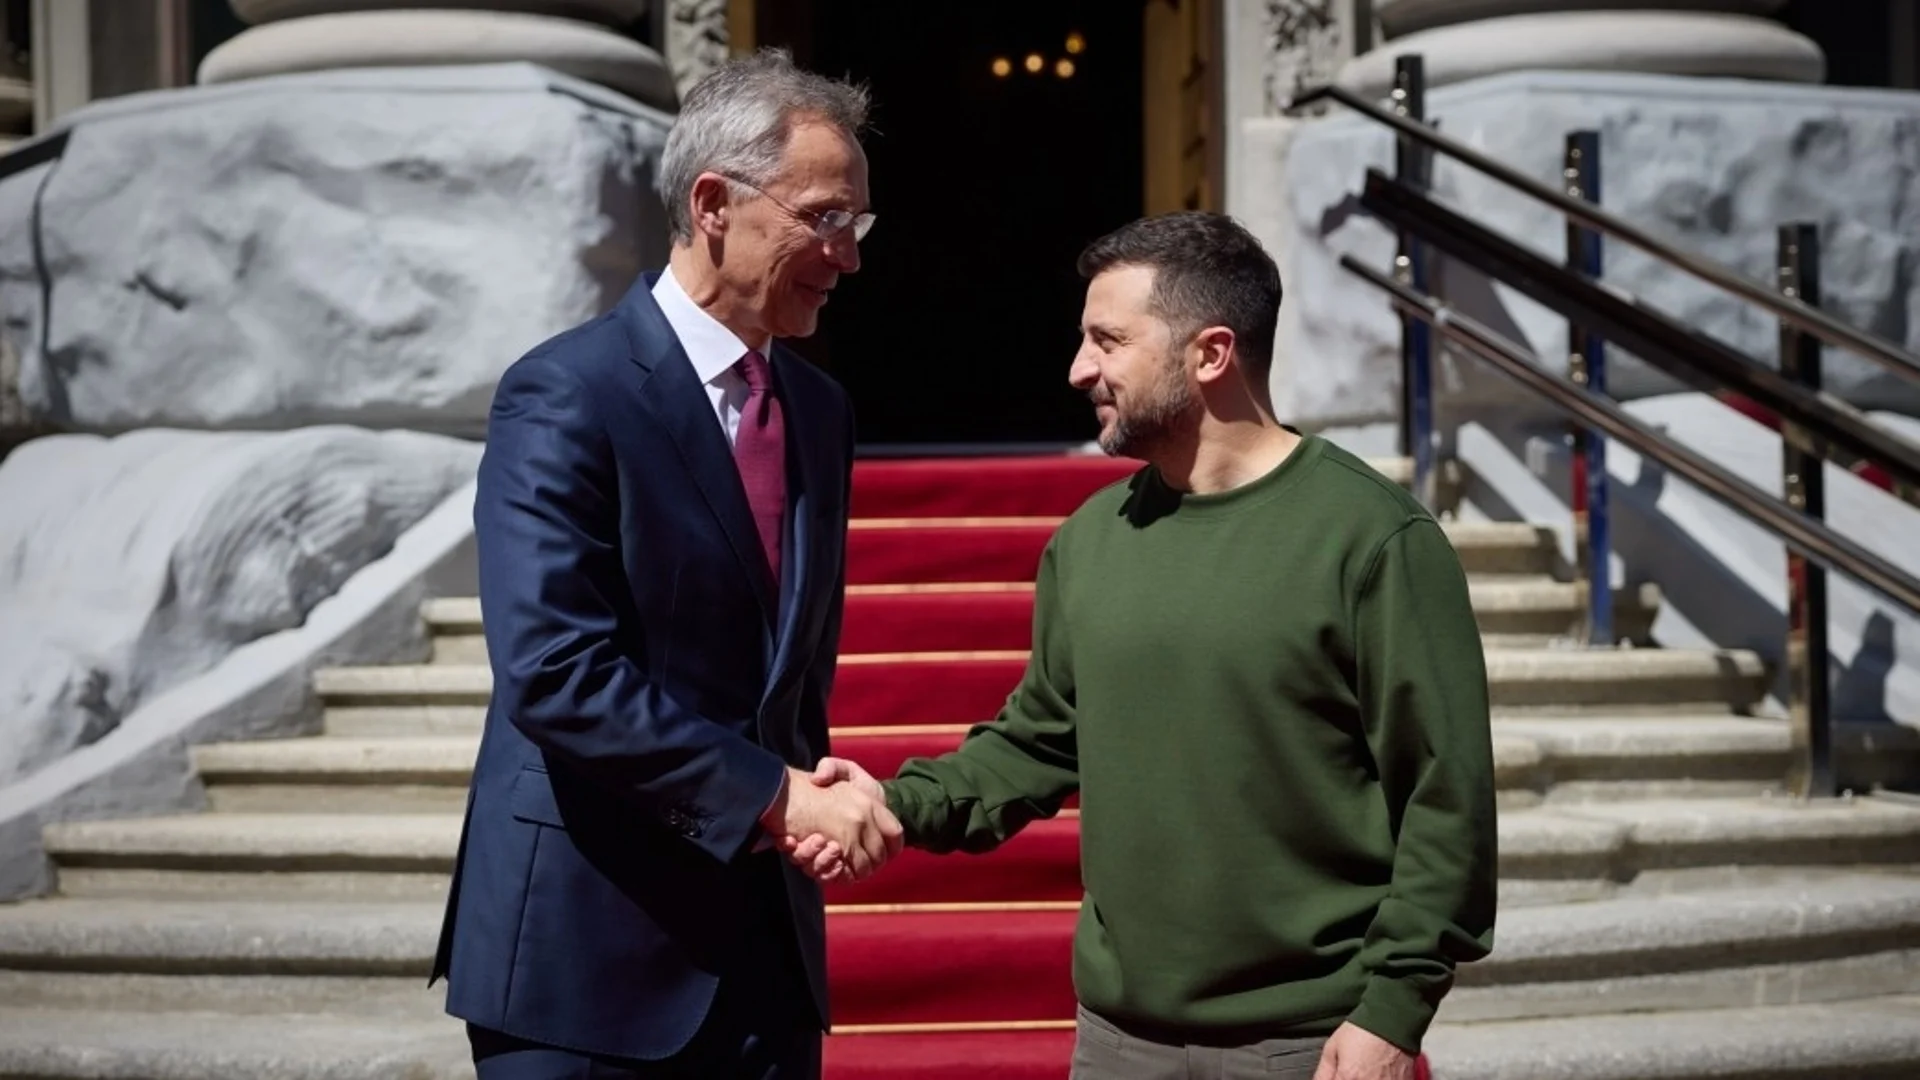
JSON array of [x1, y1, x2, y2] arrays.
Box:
[[1259, 70, 1920, 428], [0, 62, 673, 437], [0, 426, 478, 787]]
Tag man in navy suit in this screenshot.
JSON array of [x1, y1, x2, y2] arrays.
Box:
[[431, 49, 903, 1079]]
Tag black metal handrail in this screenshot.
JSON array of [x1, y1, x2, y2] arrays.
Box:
[[0, 130, 69, 186], [1291, 82, 1920, 393], [1358, 169, 1920, 507], [1343, 256, 1920, 615], [1308, 57, 1919, 797]]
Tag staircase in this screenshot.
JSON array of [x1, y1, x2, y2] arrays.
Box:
[[7, 452, 1920, 1079]]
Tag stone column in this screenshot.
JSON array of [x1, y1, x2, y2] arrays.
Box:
[[200, 0, 677, 111], [1340, 1, 1825, 97]]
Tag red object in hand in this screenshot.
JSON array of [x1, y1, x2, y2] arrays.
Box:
[[1415, 1052, 1433, 1080]]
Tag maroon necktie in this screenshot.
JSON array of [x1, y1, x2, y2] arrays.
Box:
[[733, 350, 786, 588]]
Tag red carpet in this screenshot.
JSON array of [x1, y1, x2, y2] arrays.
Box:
[[828, 908, 1081, 1026], [824, 817, 1084, 905], [848, 521, 1059, 585], [824, 455, 1090, 1078], [840, 586, 1035, 654], [826, 728, 975, 779], [831, 655, 1029, 728], [824, 1029, 1077, 1080], [850, 455, 1138, 518]]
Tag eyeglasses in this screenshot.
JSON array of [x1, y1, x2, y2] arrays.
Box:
[[723, 175, 875, 243]]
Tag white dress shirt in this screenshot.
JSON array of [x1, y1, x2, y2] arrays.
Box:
[[651, 268, 758, 447]]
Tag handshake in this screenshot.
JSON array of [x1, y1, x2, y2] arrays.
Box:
[[758, 758, 903, 882]]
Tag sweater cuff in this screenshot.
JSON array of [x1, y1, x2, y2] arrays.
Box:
[[881, 776, 943, 847], [1346, 974, 1436, 1054]]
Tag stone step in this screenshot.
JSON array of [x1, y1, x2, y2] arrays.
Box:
[[0, 898, 440, 976], [422, 574, 1661, 664], [315, 647, 1769, 719], [43, 797, 1920, 901], [1425, 995, 1920, 1080], [0, 970, 446, 1020], [195, 736, 479, 814], [0, 995, 1913, 1080], [193, 714, 1837, 816], [0, 1005, 468, 1080], [5, 876, 1920, 1026], [49, 867, 453, 904], [45, 815, 463, 880], [1467, 579, 1659, 643], [325, 704, 485, 738], [1496, 796, 1920, 889], [1499, 715, 1920, 805], [1446, 872, 1920, 1023]]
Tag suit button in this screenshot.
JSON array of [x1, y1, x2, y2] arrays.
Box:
[[667, 807, 702, 836]]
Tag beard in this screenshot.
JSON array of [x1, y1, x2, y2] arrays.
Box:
[[1092, 355, 1196, 459]]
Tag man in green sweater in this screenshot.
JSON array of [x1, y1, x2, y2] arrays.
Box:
[[794, 211, 1497, 1079]]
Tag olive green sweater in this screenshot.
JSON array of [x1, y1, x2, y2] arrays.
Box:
[[883, 436, 1497, 1052]]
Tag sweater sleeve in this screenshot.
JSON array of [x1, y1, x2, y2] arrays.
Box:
[[883, 539, 1080, 852], [1345, 517, 1499, 1053]]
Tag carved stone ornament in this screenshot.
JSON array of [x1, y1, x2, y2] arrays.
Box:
[[666, 0, 729, 100]]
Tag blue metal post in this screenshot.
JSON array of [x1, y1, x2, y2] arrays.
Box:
[[1564, 131, 1612, 647], [1392, 56, 1436, 511]]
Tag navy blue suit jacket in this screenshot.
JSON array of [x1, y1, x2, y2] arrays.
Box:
[[431, 273, 854, 1060]]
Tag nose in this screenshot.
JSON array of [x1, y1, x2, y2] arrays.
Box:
[[826, 229, 861, 273], [1069, 342, 1099, 391]]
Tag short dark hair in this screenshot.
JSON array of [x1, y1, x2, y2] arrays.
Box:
[[1076, 211, 1283, 379]]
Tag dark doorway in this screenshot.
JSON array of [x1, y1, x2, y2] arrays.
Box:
[[760, 1, 1145, 446]]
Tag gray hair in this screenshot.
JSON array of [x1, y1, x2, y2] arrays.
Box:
[[657, 48, 870, 244]]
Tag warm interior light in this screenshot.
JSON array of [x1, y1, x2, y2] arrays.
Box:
[[991, 57, 1012, 77], [1055, 58, 1076, 79], [1065, 31, 1086, 55], [1024, 53, 1044, 74]]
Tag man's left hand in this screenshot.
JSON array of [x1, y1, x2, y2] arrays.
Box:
[[1311, 1023, 1416, 1080]]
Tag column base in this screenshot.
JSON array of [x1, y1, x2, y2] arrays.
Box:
[[1339, 10, 1824, 98], [199, 9, 675, 110], [1373, 0, 1787, 40], [229, 0, 651, 28]]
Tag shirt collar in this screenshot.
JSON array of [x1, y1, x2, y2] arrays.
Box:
[[652, 266, 759, 386]]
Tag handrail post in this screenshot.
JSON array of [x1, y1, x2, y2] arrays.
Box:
[[1390, 55, 1437, 510], [1779, 222, 1834, 800], [1564, 131, 1612, 647]]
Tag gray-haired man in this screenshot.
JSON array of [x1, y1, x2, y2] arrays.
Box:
[[432, 48, 901, 1079]]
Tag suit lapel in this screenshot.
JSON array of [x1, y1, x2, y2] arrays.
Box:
[[622, 280, 779, 625]]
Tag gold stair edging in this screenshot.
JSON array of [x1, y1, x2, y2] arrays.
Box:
[[846, 582, 1036, 596], [831, 724, 977, 737], [831, 1019, 1077, 1035], [838, 650, 1030, 665], [827, 901, 1082, 915], [850, 517, 1064, 529]]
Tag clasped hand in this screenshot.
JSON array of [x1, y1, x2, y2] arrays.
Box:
[[762, 759, 900, 882]]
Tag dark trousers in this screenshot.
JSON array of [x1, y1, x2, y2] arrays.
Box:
[[470, 885, 821, 1080], [469, 968, 820, 1080]]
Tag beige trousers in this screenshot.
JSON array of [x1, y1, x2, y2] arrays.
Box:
[[1069, 1006, 1329, 1080]]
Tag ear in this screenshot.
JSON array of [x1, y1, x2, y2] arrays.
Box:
[[689, 172, 734, 239], [1190, 326, 1238, 385]]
